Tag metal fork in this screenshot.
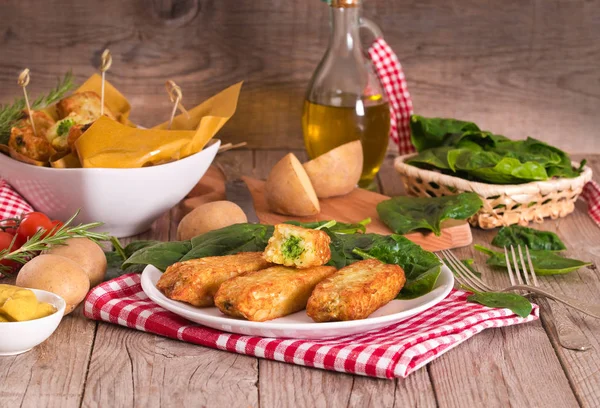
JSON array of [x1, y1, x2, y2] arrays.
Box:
[[439, 249, 600, 320], [503, 246, 591, 351]]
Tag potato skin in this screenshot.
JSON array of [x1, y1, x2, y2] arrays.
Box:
[[214, 265, 336, 322], [43, 238, 107, 287], [16, 254, 90, 315], [307, 259, 406, 322], [157, 252, 270, 307], [263, 224, 331, 268], [177, 201, 248, 241], [303, 140, 363, 198]]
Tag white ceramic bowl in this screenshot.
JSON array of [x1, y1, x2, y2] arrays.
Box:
[[0, 140, 220, 237], [0, 288, 66, 356]]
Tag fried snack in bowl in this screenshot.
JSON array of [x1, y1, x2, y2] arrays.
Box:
[[8, 111, 56, 163], [56, 91, 116, 122], [156, 252, 271, 307], [214, 265, 336, 322], [263, 224, 331, 268], [307, 259, 406, 322]]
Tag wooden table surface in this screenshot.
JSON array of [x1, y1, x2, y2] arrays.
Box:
[[1, 150, 599, 408]]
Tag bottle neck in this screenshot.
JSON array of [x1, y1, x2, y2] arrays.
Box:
[[328, 6, 362, 56]]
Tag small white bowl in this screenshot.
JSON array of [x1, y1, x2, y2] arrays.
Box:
[[0, 288, 66, 356], [0, 140, 220, 237]]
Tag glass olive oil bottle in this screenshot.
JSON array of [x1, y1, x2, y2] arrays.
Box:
[[303, 0, 390, 188]]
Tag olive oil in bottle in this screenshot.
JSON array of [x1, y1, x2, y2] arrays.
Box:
[[303, 98, 390, 186], [302, 0, 390, 188]]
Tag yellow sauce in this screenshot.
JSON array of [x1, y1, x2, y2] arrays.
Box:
[[0, 284, 56, 322]]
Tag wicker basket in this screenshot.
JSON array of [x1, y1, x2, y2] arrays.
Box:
[[394, 154, 593, 229]]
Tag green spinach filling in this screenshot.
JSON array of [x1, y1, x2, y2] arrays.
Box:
[[281, 235, 305, 260]]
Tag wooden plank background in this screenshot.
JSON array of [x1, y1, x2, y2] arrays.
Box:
[[0, 0, 599, 153]]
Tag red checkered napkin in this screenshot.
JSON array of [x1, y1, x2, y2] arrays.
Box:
[[84, 273, 538, 379], [0, 180, 34, 219], [582, 180, 600, 227], [369, 37, 415, 155]]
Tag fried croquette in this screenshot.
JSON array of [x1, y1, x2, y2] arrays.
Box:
[[56, 91, 116, 122], [263, 223, 331, 268], [156, 252, 271, 307], [306, 259, 406, 322], [214, 265, 336, 322], [9, 111, 56, 162]]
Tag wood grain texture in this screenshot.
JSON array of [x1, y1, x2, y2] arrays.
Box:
[[378, 158, 583, 407], [1, 0, 599, 152], [82, 211, 260, 408]]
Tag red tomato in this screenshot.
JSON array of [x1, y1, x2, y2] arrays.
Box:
[[0, 231, 20, 270], [17, 212, 53, 241], [44, 220, 64, 238], [0, 219, 18, 235]]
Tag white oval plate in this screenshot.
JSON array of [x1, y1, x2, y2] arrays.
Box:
[[141, 264, 454, 339]]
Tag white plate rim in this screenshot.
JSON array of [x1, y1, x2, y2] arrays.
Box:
[[140, 264, 454, 333]]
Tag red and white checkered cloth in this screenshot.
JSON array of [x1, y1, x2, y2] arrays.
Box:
[[0, 180, 33, 219], [369, 38, 415, 155], [84, 273, 538, 379], [582, 180, 600, 227]]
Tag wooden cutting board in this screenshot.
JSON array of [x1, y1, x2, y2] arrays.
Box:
[[242, 177, 472, 252]]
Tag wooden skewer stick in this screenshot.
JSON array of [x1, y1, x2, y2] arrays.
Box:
[[165, 80, 190, 129], [218, 141, 247, 154], [100, 49, 112, 116], [17, 69, 36, 137]]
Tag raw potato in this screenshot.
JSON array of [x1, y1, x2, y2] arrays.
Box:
[[177, 200, 248, 240], [265, 153, 320, 216], [303, 140, 363, 198], [44, 238, 107, 287], [16, 254, 90, 315]]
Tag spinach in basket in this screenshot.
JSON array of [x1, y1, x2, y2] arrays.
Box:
[[114, 221, 442, 299], [407, 115, 585, 185], [376, 193, 483, 236]]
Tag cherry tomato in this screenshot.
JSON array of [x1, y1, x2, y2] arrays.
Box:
[[0, 219, 18, 235], [0, 231, 21, 270], [43, 220, 64, 238], [16, 212, 53, 241]]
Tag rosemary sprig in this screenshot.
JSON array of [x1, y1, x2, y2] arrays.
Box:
[[0, 71, 75, 145], [0, 210, 110, 275]]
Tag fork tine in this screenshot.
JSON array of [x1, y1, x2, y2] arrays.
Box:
[[525, 246, 539, 287], [504, 247, 517, 286], [440, 250, 490, 292], [510, 245, 524, 285], [443, 250, 493, 291], [517, 246, 531, 285]]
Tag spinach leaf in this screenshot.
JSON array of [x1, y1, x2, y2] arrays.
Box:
[[474, 245, 591, 275], [406, 146, 453, 170], [285, 219, 370, 234], [467, 292, 532, 318], [122, 241, 193, 272], [409, 115, 480, 152], [347, 234, 442, 299], [182, 224, 274, 262], [491, 225, 566, 251], [470, 158, 548, 184], [377, 193, 483, 236]]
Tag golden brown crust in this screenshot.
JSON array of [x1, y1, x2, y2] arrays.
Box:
[[214, 265, 337, 322], [56, 91, 116, 121], [306, 259, 406, 322], [263, 224, 331, 268], [8, 111, 56, 162], [156, 252, 271, 307]]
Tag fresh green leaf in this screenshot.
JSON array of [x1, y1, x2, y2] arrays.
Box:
[[491, 225, 566, 251], [377, 193, 483, 236], [285, 219, 370, 234], [474, 245, 591, 275], [409, 115, 480, 152], [467, 292, 533, 317], [406, 146, 453, 170], [122, 241, 193, 272]]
